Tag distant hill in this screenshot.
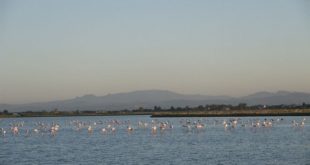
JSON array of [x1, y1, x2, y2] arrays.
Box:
[[1, 90, 310, 112], [240, 91, 310, 105]]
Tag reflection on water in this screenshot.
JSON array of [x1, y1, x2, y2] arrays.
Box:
[[0, 116, 309, 165]]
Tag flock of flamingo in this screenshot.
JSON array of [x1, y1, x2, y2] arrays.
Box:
[[0, 117, 307, 138]]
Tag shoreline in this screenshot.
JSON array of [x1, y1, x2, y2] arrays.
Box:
[[151, 109, 310, 117], [1, 109, 310, 118], [0, 112, 152, 118]]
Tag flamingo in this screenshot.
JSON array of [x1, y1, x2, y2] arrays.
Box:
[[88, 126, 93, 134], [127, 126, 134, 132], [33, 128, 39, 133], [102, 128, 107, 133], [12, 126, 19, 135], [151, 125, 157, 133], [1, 128, 6, 136]]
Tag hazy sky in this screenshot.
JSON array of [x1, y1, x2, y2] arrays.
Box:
[[1, 0, 310, 104]]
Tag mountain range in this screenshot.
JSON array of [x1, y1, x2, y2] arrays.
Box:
[[1, 90, 310, 112]]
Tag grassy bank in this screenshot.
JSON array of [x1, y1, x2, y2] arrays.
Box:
[[1, 109, 310, 118], [151, 109, 310, 117]]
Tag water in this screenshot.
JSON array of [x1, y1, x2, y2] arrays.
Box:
[[0, 116, 309, 165]]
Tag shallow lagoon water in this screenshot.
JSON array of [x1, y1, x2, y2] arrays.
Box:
[[0, 116, 309, 165]]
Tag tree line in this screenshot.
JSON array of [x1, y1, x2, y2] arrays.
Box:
[[1, 103, 310, 117]]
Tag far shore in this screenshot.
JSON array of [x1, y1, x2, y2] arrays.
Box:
[[0, 111, 152, 118], [1, 109, 310, 118], [151, 109, 310, 117]]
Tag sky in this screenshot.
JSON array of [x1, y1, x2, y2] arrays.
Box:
[[0, 0, 310, 104]]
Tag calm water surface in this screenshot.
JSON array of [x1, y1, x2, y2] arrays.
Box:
[[0, 116, 309, 165]]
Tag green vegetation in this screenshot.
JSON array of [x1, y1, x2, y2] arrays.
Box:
[[151, 103, 310, 117], [1, 103, 310, 118], [151, 109, 310, 117]]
